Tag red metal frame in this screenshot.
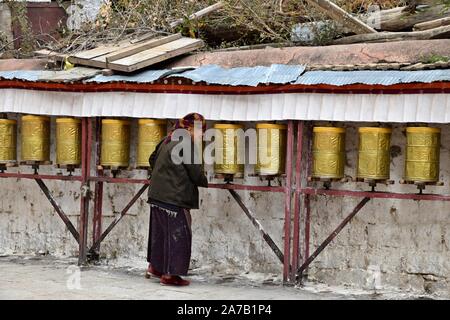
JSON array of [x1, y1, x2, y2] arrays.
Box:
[[35, 178, 80, 243], [86, 118, 296, 284], [296, 197, 371, 282], [78, 118, 92, 265], [8, 115, 450, 283], [0, 117, 90, 266], [89, 184, 149, 255], [228, 189, 285, 264], [92, 118, 103, 259], [291, 120, 450, 285], [283, 121, 294, 282], [292, 121, 303, 279], [3, 78, 450, 278]]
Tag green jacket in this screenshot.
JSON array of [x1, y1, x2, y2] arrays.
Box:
[[147, 138, 208, 209]]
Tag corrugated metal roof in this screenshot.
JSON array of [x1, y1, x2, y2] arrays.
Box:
[[87, 68, 189, 83], [0, 68, 101, 83], [295, 70, 450, 86], [0, 70, 45, 82], [2, 65, 450, 87], [169, 64, 306, 86]]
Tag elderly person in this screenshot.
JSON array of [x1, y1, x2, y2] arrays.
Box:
[[145, 113, 208, 286]]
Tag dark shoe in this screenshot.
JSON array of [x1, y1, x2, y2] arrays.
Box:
[[145, 265, 163, 279], [160, 275, 190, 286]]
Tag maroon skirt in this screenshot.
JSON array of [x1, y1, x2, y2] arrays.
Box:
[[147, 201, 192, 276]]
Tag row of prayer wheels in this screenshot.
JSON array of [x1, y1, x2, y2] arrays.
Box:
[[0, 116, 84, 165], [0, 116, 55, 164], [101, 119, 166, 168], [0, 116, 167, 168], [0, 116, 288, 175], [3, 117, 441, 181], [312, 126, 441, 183], [213, 123, 287, 176], [102, 122, 288, 174], [102, 121, 288, 174]]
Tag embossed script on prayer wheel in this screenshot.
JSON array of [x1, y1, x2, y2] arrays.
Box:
[[255, 123, 287, 175], [101, 119, 131, 167], [56, 118, 81, 166], [0, 119, 17, 162], [357, 127, 392, 180], [405, 127, 441, 183], [137, 119, 166, 168], [312, 127, 346, 179], [214, 123, 244, 175], [21, 115, 50, 162]]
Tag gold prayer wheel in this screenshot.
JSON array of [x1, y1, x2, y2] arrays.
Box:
[[214, 123, 245, 175], [21, 115, 50, 162], [0, 119, 17, 162], [137, 119, 166, 168], [255, 123, 287, 175], [312, 127, 346, 179], [404, 127, 441, 183], [56, 118, 81, 166], [357, 127, 392, 180], [101, 119, 131, 167]]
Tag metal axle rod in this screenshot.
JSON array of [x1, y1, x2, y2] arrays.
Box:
[[228, 189, 285, 264], [89, 184, 149, 254], [296, 196, 371, 284], [35, 178, 80, 243]]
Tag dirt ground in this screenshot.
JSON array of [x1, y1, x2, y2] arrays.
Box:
[[0, 255, 435, 300]]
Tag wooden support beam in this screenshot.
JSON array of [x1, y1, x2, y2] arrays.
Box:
[[334, 25, 450, 45], [362, 4, 450, 32], [304, 0, 377, 34], [34, 49, 67, 62], [414, 17, 450, 31]]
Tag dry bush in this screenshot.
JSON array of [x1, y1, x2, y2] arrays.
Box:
[[38, 0, 407, 53]]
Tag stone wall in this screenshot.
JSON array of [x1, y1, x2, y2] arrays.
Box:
[[0, 3, 13, 53]]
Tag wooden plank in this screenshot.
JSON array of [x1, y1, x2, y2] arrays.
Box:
[[130, 33, 158, 44], [68, 40, 132, 68], [67, 35, 183, 69], [68, 56, 108, 69], [104, 33, 182, 63], [414, 17, 450, 31], [304, 0, 376, 34], [170, 2, 224, 28], [113, 38, 203, 66], [112, 43, 203, 73], [109, 38, 204, 72], [334, 24, 450, 45], [34, 49, 67, 62], [71, 45, 122, 60]]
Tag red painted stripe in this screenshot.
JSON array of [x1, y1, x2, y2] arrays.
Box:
[[1, 79, 450, 95]]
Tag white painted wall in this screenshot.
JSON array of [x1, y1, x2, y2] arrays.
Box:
[[1, 117, 450, 296]]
